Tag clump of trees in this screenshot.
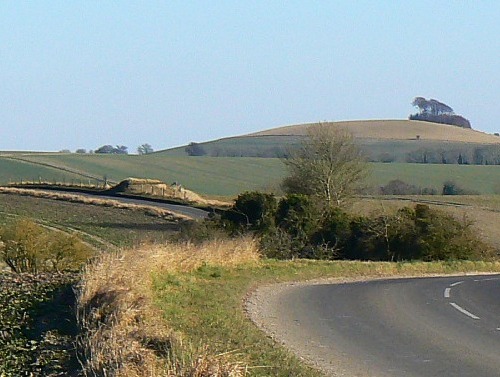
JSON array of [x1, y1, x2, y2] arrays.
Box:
[[94, 145, 128, 154], [185, 142, 207, 156], [409, 97, 471, 129]]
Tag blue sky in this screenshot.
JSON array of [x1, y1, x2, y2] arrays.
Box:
[[1, 1, 499, 152]]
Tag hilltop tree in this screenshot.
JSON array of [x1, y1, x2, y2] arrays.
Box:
[[410, 97, 471, 129], [282, 123, 368, 208], [137, 143, 154, 155], [185, 142, 207, 156], [95, 145, 129, 154], [412, 97, 454, 116]]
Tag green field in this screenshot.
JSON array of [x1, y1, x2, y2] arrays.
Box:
[[368, 163, 500, 194], [2, 153, 500, 196], [0, 157, 85, 184]]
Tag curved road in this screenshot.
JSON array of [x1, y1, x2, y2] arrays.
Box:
[[256, 275, 500, 377]]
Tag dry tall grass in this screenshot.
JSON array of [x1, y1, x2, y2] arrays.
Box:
[[76, 238, 260, 377]]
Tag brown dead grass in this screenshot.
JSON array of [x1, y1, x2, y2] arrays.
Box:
[[0, 187, 191, 221], [76, 238, 259, 376], [250, 120, 500, 144]]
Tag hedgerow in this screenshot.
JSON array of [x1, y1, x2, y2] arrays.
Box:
[[218, 191, 496, 262]]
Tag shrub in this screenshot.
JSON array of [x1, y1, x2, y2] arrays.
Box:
[[0, 219, 93, 273], [310, 208, 351, 258], [275, 194, 317, 237], [442, 180, 478, 195], [222, 191, 277, 233], [363, 205, 491, 261], [380, 179, 437, 195], [185, 142, 207, 156]]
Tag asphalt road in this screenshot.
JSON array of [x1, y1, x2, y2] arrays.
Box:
[[269, 275, 500, 377]]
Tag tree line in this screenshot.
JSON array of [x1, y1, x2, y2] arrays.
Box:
[[59, 143, 154, 155]]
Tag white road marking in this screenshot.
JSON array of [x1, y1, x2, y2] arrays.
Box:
[[450, 281, 464, 287], [450, 302, 480, 320], [444, 288, 451, 298]]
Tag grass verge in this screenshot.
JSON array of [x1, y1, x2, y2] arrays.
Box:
[[77, 238, 500, 376]]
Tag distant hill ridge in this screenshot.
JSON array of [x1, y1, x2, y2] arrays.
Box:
[[248, 120, 500, 144]]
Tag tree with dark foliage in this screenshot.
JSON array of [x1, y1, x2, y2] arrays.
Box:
[[137, 143, 154, 155], [185, 142, 207, 156], [95, 145, 129, 154], [410, 97, 471, 128]]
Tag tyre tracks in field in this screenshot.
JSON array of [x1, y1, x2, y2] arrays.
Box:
[[0, 211, 118, 252]]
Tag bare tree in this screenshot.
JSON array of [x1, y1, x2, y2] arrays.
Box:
[[282, 123, 368, 208]]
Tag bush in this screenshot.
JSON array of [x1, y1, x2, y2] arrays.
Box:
[[216, 190, 491, 262], [310, 208, 351, 258], [275, 194, 317, 237], [380, 179, 437, 195], [0, 219, 93, 273], [222, 191, 277, 233], [361, 205, 491, 261], [185, 142, 207, 156], [442, 180, 478, 195]]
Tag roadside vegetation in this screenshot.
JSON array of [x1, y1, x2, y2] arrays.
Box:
[[76, 239, 500, 377], [0, 193, 185, 375]]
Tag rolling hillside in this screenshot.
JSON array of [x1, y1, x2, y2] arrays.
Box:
[[1, 120, 500, 196], [249, 120, 500, 143], [157, 120, 500, 163]]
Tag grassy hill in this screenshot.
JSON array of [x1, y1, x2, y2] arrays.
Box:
[[157, 120, 500, 163], [249, 119, 500, 142]]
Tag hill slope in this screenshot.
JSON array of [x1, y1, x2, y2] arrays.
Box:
[[249, 120, 500, 143], [157, 120, 500, 164], [2, 120, 500, 196]]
